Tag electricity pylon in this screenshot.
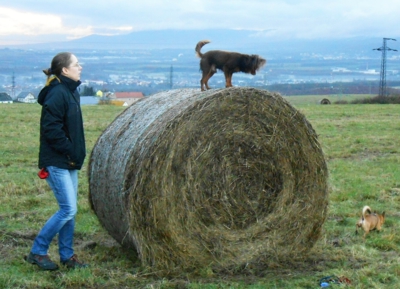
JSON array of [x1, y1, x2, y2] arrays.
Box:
[[170, 65, 173, 89], [373, 38, 397, 96]]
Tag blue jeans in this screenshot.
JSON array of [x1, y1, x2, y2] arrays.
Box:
[[31, 166, 78, 261]]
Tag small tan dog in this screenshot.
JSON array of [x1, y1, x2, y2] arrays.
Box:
[[356, 205, 385, 239]]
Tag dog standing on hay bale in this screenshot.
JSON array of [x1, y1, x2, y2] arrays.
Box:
[[195, 40, 266, 91]]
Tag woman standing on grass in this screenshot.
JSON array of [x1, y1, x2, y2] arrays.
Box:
[[26, 52, 88, 270]]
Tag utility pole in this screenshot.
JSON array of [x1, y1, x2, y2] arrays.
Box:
[[169, 65, 173, 89], [11, 72, 16, 99], [373, 38, 397, 96]]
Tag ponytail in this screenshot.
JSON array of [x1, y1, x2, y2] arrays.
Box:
[[43, 52, 72, 86]]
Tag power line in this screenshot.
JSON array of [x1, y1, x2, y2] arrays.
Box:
[[373, 38, 397, 96]]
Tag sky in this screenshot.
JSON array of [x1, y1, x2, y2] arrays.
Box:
[[1, 0, 399, 45]]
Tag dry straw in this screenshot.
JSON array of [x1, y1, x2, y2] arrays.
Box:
[[320, 98, 331, 105], [88, 87, 329, 274]]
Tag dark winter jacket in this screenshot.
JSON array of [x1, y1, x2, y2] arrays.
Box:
[[37, 75, 86, 170]]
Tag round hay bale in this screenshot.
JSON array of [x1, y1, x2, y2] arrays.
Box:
[[320, 98, 331, 105], [88, 87, 328, 273]]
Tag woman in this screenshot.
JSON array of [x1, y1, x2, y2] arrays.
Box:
[[26, 52, 88, 270]]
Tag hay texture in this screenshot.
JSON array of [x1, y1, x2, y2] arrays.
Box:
[[320, 98, 331, 105], [88, 87, 328, 273]]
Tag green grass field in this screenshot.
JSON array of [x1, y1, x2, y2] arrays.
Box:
[[1, 94, 399, 288]]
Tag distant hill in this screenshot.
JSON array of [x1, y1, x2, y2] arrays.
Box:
[[73, 29, 259, 50], [67, 30, 393, 54], [3, 29, 398, 56]]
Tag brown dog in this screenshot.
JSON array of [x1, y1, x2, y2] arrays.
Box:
[[195, 40, 266, 91], [356, 205, 385, 239]]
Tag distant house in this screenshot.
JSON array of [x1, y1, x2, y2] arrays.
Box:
[[96, 90, 116, 99], [0, 92, 13, 104], [96, 90, 104, 97], [17, 92, 37, 103], [113, 92, 144, 106]]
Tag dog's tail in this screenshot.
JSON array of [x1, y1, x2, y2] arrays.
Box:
[[195, 40, 210, 58], [356, 206, 371, 234], [362, 205, 372, 218]]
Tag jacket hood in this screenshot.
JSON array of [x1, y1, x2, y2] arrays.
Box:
[[37, 75, 81, 105]]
